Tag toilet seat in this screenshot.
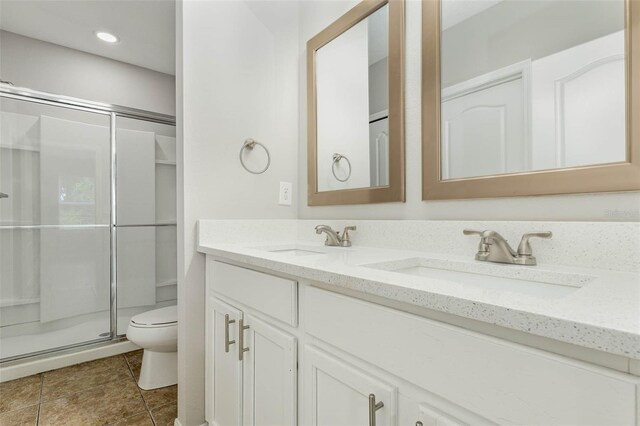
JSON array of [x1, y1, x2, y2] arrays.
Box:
[[130, 305, 177, 328]]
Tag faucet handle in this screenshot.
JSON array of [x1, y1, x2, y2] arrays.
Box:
[[463, 229, 492, 253], [340, 226, 356, 247], [517, 232, 552, 256], [315, 224, 328, 234]]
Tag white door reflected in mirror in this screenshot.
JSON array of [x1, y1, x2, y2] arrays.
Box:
[[440, 0, 626, 180], [315, 4, 389, 192]]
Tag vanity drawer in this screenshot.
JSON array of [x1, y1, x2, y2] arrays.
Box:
[[209, 260, 297, 326], [304, 286, 639, 425]]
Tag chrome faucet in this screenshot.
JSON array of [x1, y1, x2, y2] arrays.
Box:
[[315, 225, 357, 247], [464, 229, 552, 266]]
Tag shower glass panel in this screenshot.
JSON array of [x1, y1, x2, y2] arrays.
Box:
[[115, 117, 176, 335], [0, 96, 111, 360]]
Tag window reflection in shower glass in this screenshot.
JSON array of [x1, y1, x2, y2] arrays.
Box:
[[0, 96, 111, 361], [58, 176, 96, 225]]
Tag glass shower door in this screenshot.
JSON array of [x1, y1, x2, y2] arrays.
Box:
[[115, 117, 177, 335], [0, 95, 112, 360]]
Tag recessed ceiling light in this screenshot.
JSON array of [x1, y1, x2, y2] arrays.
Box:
[[95, 31, 119, 43]]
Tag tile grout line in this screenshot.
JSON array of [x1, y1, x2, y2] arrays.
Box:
[[147, 401, 177, 426], [36, 373, 44, 425], [0, 402, 40, 422], [3, 354, 155, 426], [123, 352, 157, 426], [0, 376, 40, 422], [37, 358, 134, 405]]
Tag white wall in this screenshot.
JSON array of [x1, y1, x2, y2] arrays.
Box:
[[0, 30, 176, 116], [297, 0, 640, 221], [177, 0, 299, 424]]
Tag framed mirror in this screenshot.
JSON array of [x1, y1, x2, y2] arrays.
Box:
[[422, 0, 640, 200], [307, 0, 405, 206]]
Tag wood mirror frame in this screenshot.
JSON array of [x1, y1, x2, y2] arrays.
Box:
[[307, 0, 405, 206], [422, 0, 640, 200]]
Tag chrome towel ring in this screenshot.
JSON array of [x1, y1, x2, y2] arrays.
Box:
[[239, 138, 270, 174], [332, 153, 352, 182]]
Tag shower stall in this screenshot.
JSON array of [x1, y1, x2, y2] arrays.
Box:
[[0, 84, 177, 362]]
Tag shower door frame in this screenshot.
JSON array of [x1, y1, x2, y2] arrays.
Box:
[[0, 84, 176, 362]]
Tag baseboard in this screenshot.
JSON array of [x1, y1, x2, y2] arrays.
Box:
[[173, 419, 207, 426], [0, 340, 139, 382]]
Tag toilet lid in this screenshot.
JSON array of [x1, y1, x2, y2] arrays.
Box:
[[131, 306, 177, 327]]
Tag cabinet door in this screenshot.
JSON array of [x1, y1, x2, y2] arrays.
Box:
[[398, 392, 494, 426], [399, 402, 467, 426], [303, 345, 397, 426], [416, 405, 465, 426], [206, 297, 243, 426], [242, 314, 297, 426]]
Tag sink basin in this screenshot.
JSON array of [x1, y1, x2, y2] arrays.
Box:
[[251, 244, 327, 257], [364, 257, 594, 298]]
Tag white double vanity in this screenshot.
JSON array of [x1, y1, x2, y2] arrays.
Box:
[[198, 219, 640, 426]]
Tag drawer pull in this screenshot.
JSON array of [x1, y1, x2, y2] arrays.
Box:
[[224, 314, 236, 353], [368, 394, 384, 426], [416, 422, 423, 426], [238, 318, 250, 361]]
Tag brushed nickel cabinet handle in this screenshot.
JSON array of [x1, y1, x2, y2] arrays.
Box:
[[238, 318, 250, 361], [416, 422, 423, 426], [0, 192, 8, 199], [368, 394, 384, 426], [224, 314, 236, 353]]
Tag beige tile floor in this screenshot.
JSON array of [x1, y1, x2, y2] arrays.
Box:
[[0, 351, 177, 426]]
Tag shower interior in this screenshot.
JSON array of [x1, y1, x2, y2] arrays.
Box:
[[0, 85, 177, 362]]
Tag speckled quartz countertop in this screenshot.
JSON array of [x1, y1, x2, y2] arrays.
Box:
[[197, 235, 640, 360]]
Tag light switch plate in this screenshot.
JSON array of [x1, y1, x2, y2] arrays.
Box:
[[279, 182, 292, 206]]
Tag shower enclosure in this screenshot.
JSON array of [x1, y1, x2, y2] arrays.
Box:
[[0, 84, 177, 362]]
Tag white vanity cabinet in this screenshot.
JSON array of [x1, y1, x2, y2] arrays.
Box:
[[206, 298, 243, 426], [301, 342, 485, 426], [205, 258, 640, 426], [398, 394, 473, 426], [303, 345, 398, 426], [205, 261, 298, 426], [303, 286, 638, 425], [402, 405, 464, 426], [242, 313, 297, 426]]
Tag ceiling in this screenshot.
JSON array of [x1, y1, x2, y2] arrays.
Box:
[[0, 0, 503, 75], [0, 0, 176, 75]]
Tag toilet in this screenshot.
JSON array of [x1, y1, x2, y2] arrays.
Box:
[[126, 305, 178, 390]]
